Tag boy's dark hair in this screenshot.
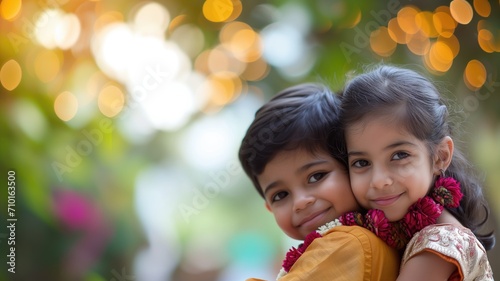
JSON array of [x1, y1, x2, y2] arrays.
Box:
[[238, 83, 345, 197], [339, 65, 495, 250]]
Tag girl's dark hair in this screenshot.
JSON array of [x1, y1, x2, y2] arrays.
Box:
[[238, 83, 345, 197], [340, 65, 495, 250]]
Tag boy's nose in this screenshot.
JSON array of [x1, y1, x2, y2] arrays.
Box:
[[294, 191, 315, 212]]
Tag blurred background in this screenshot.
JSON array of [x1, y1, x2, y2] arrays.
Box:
[[0, 0, 498, 280]]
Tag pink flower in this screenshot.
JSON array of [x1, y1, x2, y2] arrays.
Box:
[[387, 222, 412, 249], [404, 197, 442, 234], [364, 209, 392, 237], [339, 211, 364, 226], [282, 247, 301, 272], [282, 231, 322, 272], [432, 177, 463, 208], [302, 231, 322, 248]]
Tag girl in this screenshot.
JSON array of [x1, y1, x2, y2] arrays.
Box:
[[339, 65, 494, 280]]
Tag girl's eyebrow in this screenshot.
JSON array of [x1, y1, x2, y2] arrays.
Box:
[[348, 141, 418, 157]]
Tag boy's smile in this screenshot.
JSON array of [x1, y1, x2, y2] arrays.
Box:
[[257, 148, 359, 240]]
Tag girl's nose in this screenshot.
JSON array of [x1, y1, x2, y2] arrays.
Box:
[[371, 166, 394, 189]]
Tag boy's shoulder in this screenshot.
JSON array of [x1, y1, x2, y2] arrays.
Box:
[[314, 225, 395, 251], [283, 225, 399, 281]]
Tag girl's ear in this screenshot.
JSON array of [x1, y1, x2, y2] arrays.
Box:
[[433, 136, 454, 175]]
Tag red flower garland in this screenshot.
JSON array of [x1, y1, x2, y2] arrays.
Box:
[[282, 232, 322, 272], [278, 176, 463, 278]]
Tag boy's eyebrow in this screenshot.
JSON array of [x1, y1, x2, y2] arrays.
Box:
[[348, 141, 417, 156], [262, 159, 330, 197], [263, 182, 278, 197]]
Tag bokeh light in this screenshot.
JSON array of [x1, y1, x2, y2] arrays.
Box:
[[387, 18, 406, 44], [34, 9, 65, 49], [207, 46, 237, 74], [180, 113, 240, 171], [98, 84, 125, 118], [428, 41, 454, 72], [203, 0, 235, 23], [34, 49, 61, 83], [54, 91, 79, 121], [478, 28, 495, 53], [170, 24, 205, 58], [433, 8, 457, 38], [370, 27, 397, 57], [203, 72, 243, 107], [91, 22, 134, 82], [1, 59, 22, 91], [93, 11, 124, 32], [261, 23, 304, 68], [416, 11, 438, 38], [139, 82, 198, 131], [32, 9, 82, 50], [2, 1, 500, 280], [55, 13, 81, 50], [0, 0, 21, 21], [437, 35, 460, 58], [240, 58, 269, 81], [220, 21, 262, 62], [450, 0, 473, 25], [397, 6, 420, 35], [12, 99, 48, 141], [464, 59, 487, 90], [133, 2, 170, 37], [406, 31, 431, 56], [473, 0, 491, 17]]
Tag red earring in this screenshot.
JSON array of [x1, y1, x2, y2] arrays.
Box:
[[431, 169, 463, 208]]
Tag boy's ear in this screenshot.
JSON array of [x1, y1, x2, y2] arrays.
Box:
[[265, 202, 271, 212], [433, 136, 454, 175]]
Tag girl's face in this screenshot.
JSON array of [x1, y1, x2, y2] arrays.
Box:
[[345, 116, 437, 222], [257, 148, 359, 240]]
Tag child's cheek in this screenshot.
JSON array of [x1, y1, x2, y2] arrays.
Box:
[[393, 161, 416, 179]]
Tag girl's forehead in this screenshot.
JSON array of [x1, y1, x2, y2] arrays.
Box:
[[347, 113, 409, 136]]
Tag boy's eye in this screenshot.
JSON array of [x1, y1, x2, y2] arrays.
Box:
[[308, 172, 326, 183], [352, 159, 369, 168], [392, 152, 409, 160], [271, 191, 288, 202]]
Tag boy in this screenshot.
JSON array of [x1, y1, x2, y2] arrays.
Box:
[[238, 83, 399, 280]]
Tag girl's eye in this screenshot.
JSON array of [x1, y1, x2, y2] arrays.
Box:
[[352, 159, 369, 168], [271, 191, 288, 202], [308, 172, 327, 183], [392, 152, 409, 160]]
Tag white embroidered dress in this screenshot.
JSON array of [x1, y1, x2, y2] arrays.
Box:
[[402, 224, 493, 281]]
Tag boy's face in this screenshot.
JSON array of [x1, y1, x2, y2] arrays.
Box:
[[257, 148, 359, 240]]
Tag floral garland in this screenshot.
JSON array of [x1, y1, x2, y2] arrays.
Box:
[[276, 176, 463, 280]]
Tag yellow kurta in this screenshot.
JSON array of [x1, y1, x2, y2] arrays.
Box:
[[247, 225, 400, 281]]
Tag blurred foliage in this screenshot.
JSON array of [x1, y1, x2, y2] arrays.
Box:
[[0, 0, 499, 280]]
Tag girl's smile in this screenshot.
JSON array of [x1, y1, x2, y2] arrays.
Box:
[[346, 115, 438, 222], [371, 193, 404, 207]]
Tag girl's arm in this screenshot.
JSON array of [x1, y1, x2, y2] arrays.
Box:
[[397, 251, 457, 281]]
